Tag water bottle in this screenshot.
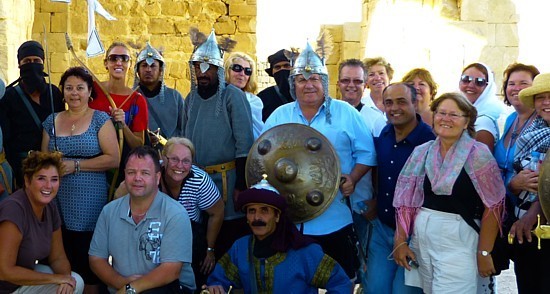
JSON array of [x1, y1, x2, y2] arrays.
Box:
[[527, 151, 540, 202], [357, 201, 368, 214]]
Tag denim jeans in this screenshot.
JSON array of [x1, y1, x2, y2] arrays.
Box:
[[365, 218, 422, 294], [352, 212, 371, 290]]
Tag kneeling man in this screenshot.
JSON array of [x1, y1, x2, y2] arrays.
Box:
[[89, 146, 195, 293], [203, 177, 352, 293]]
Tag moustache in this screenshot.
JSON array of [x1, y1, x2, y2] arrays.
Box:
[[251, 220, 266, 227]]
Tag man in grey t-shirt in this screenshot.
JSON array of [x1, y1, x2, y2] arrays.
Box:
[[89, 146, 194, 293]]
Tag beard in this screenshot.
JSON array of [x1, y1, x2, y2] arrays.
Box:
[[20, 63, 47, 94], [197, 77, 219, 99]]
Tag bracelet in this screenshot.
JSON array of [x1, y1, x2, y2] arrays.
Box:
[[207, 247, 215, 252], [74, 160, 81, 174], [387, 241, 408, 260]]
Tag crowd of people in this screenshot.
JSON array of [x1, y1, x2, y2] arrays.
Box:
[[0, 29, 549, 294]]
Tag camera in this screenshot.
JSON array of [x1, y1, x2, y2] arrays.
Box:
[[407, 256, 419, 269]]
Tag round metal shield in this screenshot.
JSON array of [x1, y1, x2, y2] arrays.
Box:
[[246, 123, 341, 223], [538, 154, 550, 223]]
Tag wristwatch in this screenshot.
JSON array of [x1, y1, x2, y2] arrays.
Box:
[[478, 250, 491, 257], [125, 284, 136, 294]]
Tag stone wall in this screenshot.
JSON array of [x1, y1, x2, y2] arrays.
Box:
[[0, 0, 36, 83], [3, 0, 257, 95], [359, 0, 519, 95]]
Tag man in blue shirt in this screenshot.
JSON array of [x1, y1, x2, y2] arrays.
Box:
[[263, 42, 376, 282], [367, 83, 435, 293]]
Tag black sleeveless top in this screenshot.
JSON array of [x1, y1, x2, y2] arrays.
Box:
[[423, 168, 484, 220]]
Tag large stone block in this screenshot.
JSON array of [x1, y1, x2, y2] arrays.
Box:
[[70, 12, 87, 34], [236, 16, 256, 33], [149, 17, 175, 34], [321, 25, 343, 43], [161, 0, 187, 16], [452, 21, 489, 42], [47, 33, 69, 53], [341, 42, 361, 61], [229, 4, 256, 16], [460, 0, 489, 21], [495, 23, 518, 47], [188, 2, 203, 16], [205, 1, 227, 18], [50, 52, 69, 73], [39, 0, 68, 13], [232, 33, 256, 54], [325, 43, 341, 65], [97, 18, 129, 36], [214, 16, 236, 34], [343, 22, 361, 42], [128, 17, 149, 35], [487, 0, 518, 23], [144, 2, 162, 16], [51, 12, 68, 33], [32, 12, 50, 34]]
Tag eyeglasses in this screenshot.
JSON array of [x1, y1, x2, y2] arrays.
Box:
[[460, 75, 487, 87], [339, 78, 364, 86], [166, 157, 192, 166], [107, 54, 130, 63], [434, 110, 467, 120], [231, 64, 253, 76]]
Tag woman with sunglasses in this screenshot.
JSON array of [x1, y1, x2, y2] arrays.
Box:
[[458, 63, 504, 152], [114, 137, 224, 290], [224, 52, 264, 139], [402, 68, 438, 124], [89, 42, 148, 186]]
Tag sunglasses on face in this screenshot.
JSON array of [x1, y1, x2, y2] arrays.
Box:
[[107, 54, 130, 63], [339, 78, 364, 86], [460, 75, 487, 87], [231, 64, 252, 76]]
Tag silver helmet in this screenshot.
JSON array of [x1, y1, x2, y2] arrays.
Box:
[[289, 41, 332, 123], [190, 30, 224, 70], [188, 29, 228, 117], [134, 43, 168, 103]]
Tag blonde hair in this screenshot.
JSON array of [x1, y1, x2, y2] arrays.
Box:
[[363, 57, 394, 81], [162, 137, 196, 159], [224, 52, 257, 93]]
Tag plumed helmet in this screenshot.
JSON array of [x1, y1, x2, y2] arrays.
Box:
[[190, 30, 224, 68], [290, 42, 328, 80]]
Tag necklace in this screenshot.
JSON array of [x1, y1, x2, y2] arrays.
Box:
[[67, 107, 89, 135], [510, 111, 536, 144]]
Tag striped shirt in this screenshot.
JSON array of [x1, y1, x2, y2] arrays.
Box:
[[177, 165, 221, 222]]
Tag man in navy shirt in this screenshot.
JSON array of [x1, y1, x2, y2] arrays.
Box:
[[367, 83, 435, 293]]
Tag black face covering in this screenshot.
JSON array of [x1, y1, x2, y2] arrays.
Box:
[[19, 63, 46, 94], [273, 69, 292, 101]]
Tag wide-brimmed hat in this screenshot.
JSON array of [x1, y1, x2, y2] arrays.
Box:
[[519, 73, 550, 108]]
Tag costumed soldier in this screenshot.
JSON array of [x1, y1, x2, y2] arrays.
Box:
[[134, 43, 185, 147], [257, 49, 294, 121], [262, 38, 377, 282], [182, 29, 254, 260], [203, 176, 352, 293], [0, 40, 64, 188]]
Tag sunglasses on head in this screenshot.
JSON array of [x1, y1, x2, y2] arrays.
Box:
[[460, 75, 487, 87], [107, 54, 130, 63], [231, 64, 253, 76]]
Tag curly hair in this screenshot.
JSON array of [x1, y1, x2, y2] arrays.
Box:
[[22, 151, 64, 184], [363, 57, 394, 81]]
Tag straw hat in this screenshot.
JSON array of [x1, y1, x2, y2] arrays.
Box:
[[519, 72, 550, 108]]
